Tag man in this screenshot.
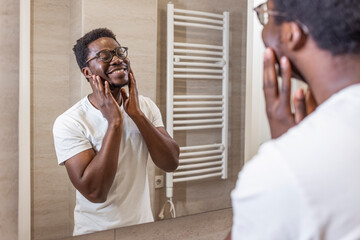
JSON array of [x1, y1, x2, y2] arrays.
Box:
[[53, 28, 179, 236], [228, 0, 360, 239]]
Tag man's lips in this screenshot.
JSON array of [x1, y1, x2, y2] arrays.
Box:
[[107, 65, 128, 74], [109, 69, 126, 74]]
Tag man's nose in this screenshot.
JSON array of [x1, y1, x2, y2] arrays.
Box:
[[110, 54, 123, 64]]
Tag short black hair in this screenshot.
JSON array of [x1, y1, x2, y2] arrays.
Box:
[[272, 0, 360, 55], [72, 28, 119, 70]]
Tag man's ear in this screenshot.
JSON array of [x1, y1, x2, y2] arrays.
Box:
[[82, 67, 92, 82], [281, 22, 307, 51]]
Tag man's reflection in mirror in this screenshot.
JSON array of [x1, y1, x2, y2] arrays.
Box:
[[53, 28, 179, 236]]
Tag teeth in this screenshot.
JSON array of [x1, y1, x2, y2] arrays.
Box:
[[112, 70, 124, 74]]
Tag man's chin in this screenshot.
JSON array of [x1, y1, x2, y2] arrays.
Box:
[[291, 69, 307, 83], [276, 59, 307, 83], [292, 74, 305, 82], [108, 80, 129, 89], [277, 67, 307, 83]]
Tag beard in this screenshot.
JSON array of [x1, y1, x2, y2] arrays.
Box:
[[108, 81, 128, 90]]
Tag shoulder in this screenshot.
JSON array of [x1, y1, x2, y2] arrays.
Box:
[[138, 95, 159, 112], [232, 142, 295, 197], [138, 95, 156, 105], [231, 142, 316, 238], [272, 85, 360, 164], [58, 97, 89, 118], [53, 97, 89, 133]]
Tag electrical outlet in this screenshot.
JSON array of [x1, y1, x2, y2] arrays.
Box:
[[155, 175, 164, 189]]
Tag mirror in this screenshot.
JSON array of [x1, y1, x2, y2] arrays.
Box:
[[21, 0, 248, 239]]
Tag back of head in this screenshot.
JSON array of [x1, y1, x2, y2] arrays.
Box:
[[73, 28, 118, 70], [272, 0, 360, 55]]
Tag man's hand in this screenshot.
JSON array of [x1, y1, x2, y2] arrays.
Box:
[[263, 48, 317, 139], [119, 68, 179, 172], [120, 68, 143, 119], [90, 75, 123, 126], [224, 231, 231, 240], [65, 75, 124, 203]]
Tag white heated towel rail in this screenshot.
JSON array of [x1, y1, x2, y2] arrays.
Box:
[[165, 3, 230, 207]]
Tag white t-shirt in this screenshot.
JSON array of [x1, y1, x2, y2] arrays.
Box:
[[231, 84, 360, 240], [53, 95, 164, 236]]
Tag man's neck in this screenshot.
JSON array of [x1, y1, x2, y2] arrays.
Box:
[[297, 51, 360, 104], [88, 88, 122, 110]]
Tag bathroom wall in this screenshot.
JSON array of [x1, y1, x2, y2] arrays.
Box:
[[31, 0, 159, 239], [32, 1, 72, 239], [0, 0, 19, 239], [155, 0, 247, 218]]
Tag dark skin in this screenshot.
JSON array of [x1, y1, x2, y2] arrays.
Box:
[[259, 0, 318, 138], [263, 48, 317, 138], [226, 0, 360, 238], [64, 37, 179, 203], [261, 0, 360, 139]]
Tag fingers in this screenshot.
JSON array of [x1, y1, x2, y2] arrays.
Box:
[[120, 87, 128, 104], [129, 70, 136, 89], [96, 75, 105, 93], [123, 69, 141, 117], [90, 75, 103, 98], [305, 87, 318, 115], [128, 67, 134, 90], [293, 88, 307, 123], [279, 57, 292, 109], [90, 75, 110, 101], [89, 75, 97, 92], [104, 80, 110, 96], [128, 71, 138, 98], [104, 81, 120, 107], [129, 72, 134, 90], [263, 48, 279, 108]]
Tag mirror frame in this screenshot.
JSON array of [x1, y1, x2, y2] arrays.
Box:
[[244, 0, 271, 163], [18, 0, 269, 239], [19, 0, 31, 239]]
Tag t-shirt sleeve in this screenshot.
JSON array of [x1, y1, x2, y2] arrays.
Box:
[[231, 143, 308, 240], [53, 115, 93, 165], [141, 96, 164, 128]]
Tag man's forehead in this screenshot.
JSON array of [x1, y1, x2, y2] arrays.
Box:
[[88, 37, 120, 52]]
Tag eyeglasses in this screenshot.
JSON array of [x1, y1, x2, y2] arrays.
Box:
[[86, 46, 128, 64], [253, 2, 286, 26], [253, 2, 309, 33]]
